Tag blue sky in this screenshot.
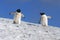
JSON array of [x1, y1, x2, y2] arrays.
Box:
[[0, 0, 60, 27]]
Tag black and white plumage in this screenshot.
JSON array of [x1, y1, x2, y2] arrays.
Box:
[[10, 9, 24, 24], [40, 13, 51, 26]]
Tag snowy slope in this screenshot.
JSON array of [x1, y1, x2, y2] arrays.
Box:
[[0, 18, 60, 40]]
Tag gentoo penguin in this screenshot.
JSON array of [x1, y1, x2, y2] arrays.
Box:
[[40, 13, 51, 26]]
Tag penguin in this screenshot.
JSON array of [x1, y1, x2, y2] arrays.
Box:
[[10, 9, 24, 24], [40, 13, 51, 26]]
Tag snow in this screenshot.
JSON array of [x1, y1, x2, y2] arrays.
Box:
[[0, 18, 60, 40]]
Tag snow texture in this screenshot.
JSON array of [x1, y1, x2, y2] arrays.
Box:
[[0, 18, 60, 40]]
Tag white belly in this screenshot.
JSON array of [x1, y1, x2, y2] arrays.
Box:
[[41, 15, 48, 26], [13, 14, 21, 24]]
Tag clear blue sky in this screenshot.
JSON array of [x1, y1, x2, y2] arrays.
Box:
[[0, 0, 60, 27]]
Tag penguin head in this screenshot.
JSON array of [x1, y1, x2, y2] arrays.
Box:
[[40, 13, 45, 15], [16, 9, 21, 13]]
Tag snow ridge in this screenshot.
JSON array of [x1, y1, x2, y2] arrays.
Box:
[[0, 18, 60, 40]]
